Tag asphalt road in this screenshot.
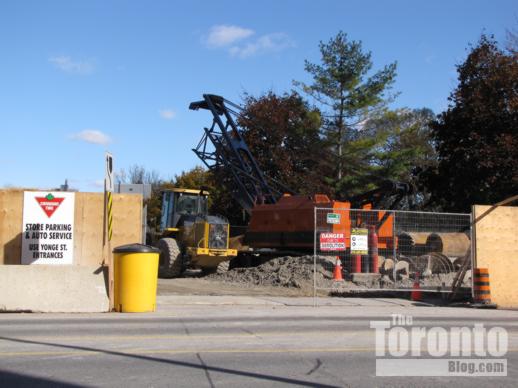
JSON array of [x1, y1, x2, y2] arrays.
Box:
[[0, 297, 517, 387]]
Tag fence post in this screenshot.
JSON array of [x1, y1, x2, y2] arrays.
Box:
[[392, 211, 397, 284], [313, 206, 317, 307], [470, 208, 476, 300], [368, 225, 379, 274]]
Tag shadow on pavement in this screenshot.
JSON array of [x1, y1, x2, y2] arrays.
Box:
[[0, 369, 83, 387], [0, 336, 340, 388]]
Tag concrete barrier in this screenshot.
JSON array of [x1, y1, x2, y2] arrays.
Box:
[[0, 265, 109, 312]]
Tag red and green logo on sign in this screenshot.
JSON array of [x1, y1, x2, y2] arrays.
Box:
[[35, 193, 65, 218]]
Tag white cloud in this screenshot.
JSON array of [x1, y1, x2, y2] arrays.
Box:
[[206, 25, 254, 48], [49, 55, 96, 75], [159, 109, 176, 120], [204, 25, 294, 59], [229, 33, 295, 59], [70, 129, 111, 145]]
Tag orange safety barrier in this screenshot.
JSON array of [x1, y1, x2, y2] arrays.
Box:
[[473, 268, 492, 304]]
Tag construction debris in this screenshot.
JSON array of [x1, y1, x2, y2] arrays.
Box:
[[206, 256, 323, 294], [206, 254, 472, 293]]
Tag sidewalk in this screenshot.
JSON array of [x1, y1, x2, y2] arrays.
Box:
[[156, 295, 419, 307], [154, 294, 518, 319]]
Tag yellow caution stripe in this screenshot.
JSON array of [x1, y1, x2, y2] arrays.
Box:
[[107, 191, 113, 241]]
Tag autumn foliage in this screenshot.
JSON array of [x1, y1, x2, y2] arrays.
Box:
[[423, 35, 518, 211]]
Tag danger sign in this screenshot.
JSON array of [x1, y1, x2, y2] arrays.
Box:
[[319, 232, 346, 251], [21, 191, 75, 265]]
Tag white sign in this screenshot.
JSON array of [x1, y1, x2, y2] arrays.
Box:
[[326, 213, 341, 224], [21, 191, 75, 264], [105, 152, 114, 192], [351, 228, 368, 255]]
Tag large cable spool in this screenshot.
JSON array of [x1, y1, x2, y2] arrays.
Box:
[[425, 233, 470, 257]]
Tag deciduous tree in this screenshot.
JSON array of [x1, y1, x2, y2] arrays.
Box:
[[238, 91, 330, 195], [363, 108, 437, 208], [423, 35, 518, 211]]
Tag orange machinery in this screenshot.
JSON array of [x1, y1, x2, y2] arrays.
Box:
[[190, 94, 405, 255], [245, 193, 395, 251]]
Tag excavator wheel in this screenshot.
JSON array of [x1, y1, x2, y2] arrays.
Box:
[[157, 238, 183, 278], [216, 260, 230, 274], [203, 260, 230, 275]]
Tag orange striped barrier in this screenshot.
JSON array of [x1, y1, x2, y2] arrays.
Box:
[[473, 268, 491, 304]]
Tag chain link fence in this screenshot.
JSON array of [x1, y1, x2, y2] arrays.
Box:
[[313, 207, 472, 295]]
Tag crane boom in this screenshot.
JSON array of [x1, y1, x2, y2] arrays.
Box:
[[190, 94, 293, 214], [189, 93, 414, 251], [190, 94, 412, 215]]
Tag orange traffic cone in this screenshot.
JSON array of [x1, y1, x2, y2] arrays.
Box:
[[333, 256, 344, 281], [411, 272, 422, 301]]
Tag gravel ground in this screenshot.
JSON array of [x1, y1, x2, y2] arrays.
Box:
[[206, 256, 328, 295], [205, 255, 471, 294], [158, 255, 471, 298]]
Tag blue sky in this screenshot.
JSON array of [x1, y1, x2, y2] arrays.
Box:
[[1, 0, 516, 192]]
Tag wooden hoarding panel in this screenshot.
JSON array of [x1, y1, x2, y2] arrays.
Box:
[[1, 190, 142, 266], [474, 205, 518, 309], [0, 190, 24, 265]]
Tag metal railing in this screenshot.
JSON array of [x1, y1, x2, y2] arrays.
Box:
[[313, 207, 472, 295]]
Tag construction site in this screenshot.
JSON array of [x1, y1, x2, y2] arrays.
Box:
[[1, 94, 517, 312], [3, 3, 518, 386]]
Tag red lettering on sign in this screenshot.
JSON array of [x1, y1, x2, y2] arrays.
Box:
[[319, 233, 346, 251]]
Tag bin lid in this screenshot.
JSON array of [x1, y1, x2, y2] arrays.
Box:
[[113, 243, 161, 254]]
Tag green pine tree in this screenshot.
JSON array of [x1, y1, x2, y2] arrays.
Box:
[[294, 31, 397, 198]]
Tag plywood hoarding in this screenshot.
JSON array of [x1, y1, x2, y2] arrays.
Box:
[[474, 205, 518, 309], [1, 190, 142, 266]]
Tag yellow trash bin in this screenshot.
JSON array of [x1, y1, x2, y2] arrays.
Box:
[[113, 244, 160, 312]]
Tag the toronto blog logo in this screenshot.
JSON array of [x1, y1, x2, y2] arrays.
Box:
[[370, 314, 507, 376]]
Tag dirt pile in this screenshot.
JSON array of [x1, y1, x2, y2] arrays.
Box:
[[206, 255, 471, 293], [206, 256, 333, 293]]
